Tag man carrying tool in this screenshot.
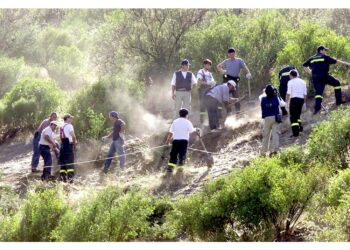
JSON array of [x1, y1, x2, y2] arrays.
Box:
[[217, 48, 252, 113], [31, 112, 57, 173], [197, 59, 216, 125], [102, 111, 126, 174], [59, 114, 77, 183], [303, 45, 350, 114], [204, 80, 238, 132], [278, 65, 298, 115], [166, 108, 199, 173], [171, 59, 197, 118], [286, 70, 307, 137], [39, 121, 59, 181]]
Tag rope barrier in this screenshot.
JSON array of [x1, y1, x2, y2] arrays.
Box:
[[55, 144, 170, 168], [54, 143, 226, 168]]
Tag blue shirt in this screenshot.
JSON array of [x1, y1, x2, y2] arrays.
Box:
[[112, 119, 125, 141], [207, 84, 230, 103], [261, 96, 280, 119]]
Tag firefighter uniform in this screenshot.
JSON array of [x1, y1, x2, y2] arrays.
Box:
[[287, 77, 307, 137], [278, 65, 296, 101], [303, 53, 341, 113], [59, 123, 75, 183]]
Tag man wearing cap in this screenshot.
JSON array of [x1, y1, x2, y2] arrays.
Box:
[[204, 80, 238, 132], [58, 113, 77, 183], [39, 121, 59, 180], [171, 59, 197, 118], [102, 111, 126, 173], [197, 59, 216, 125], [217, 48, 252, 112], [303, 45, 350, 114], [31, 112, 57, 173]]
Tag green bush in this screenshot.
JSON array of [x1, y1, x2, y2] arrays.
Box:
[[0, 186, 69, 241], [307, 107, 350, 169], [273, 21, 350, 87], [0, 78, 62, 130], [171, 152, 326, 241], [0, 56, 39, 97], [47, 45, 87, 90], [53, 186, 175, 241], [67, 77, 144, 139], [308, 169, 350, 241]]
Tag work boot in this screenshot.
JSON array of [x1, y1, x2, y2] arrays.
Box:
[[31, 168, 40, 173]]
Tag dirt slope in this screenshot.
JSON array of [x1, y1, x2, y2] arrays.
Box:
[[0, 97, 339, 198]]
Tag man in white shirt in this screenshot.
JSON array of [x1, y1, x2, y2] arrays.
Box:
[[171, 59, 197, 118], [197, 59, 216, 124], [166, 108, 199, 173], [286, 70, 307, 137], [59, 113, 78, 183], [39, 121, 59, 180]]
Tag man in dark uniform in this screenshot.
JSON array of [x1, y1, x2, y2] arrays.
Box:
[[303, 45, 350, 114], [278, 65, 297, 116]]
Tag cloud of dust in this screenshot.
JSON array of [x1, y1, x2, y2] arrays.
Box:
[[224, 107, 261, 130], [106, 81, 173, 138]]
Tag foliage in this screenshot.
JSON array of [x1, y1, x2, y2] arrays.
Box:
[[307, 107, 350, 169], [0, 186, 69, 241], [171, 151, 324, 241], [67, 77, 144, 139], [0, 78, 62, 131], [0, 56, 39, 97], [273, 21, 350, 88], [52, 186, 176, 241], [47, 45, 87, 90]]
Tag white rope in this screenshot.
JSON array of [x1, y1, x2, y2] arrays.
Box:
[[187, 147, 222, 155], [56, 144, 170, 167]]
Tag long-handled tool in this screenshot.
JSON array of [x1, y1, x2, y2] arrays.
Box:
[[198, 135, 214, 168]]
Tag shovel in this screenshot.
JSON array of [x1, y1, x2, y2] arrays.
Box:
[[198, 135, 214, 168]]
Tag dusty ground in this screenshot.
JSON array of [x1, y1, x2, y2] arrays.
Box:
[[0, 96, 338, 199]]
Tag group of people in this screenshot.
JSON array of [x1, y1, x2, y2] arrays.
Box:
[[260, 45, 350, 155], [31, 111, 126, 181], [31, 45, 350, 179]]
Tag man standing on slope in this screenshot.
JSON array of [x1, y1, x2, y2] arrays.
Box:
[[166, 108, 199, 174], [303, 45, 350, 114], [39, 121, 59, 181], [59, 114, 78, 183], [102, 111, 126, 174], [197, 59, 216, 125], [217, 48, 252, 113], [286, 70, 307, 137], [171, 59, 197, 118], [31, 112, 57, 173]]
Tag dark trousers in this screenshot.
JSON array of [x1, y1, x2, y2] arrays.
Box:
[[289, 97, 304, 137], [31, 132, 40, 169], [39, 145, 52, 180], [198, 86, 211, 124], [223, 75, 241, 111], [313, 74, 342, 112], [168, 140, 188, 170], [204, 95, 220, 130], [59, 139, 75, 183]]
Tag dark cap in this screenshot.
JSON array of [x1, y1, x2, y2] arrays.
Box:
[[203, 59, 212, 65], [227, 48, 235, 53], [181, 59, 190, 65], [63, 113, 74, 121], [265, 84, 275, 97], [109, 111, 119, 118], [317, 45, 329, 52]]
